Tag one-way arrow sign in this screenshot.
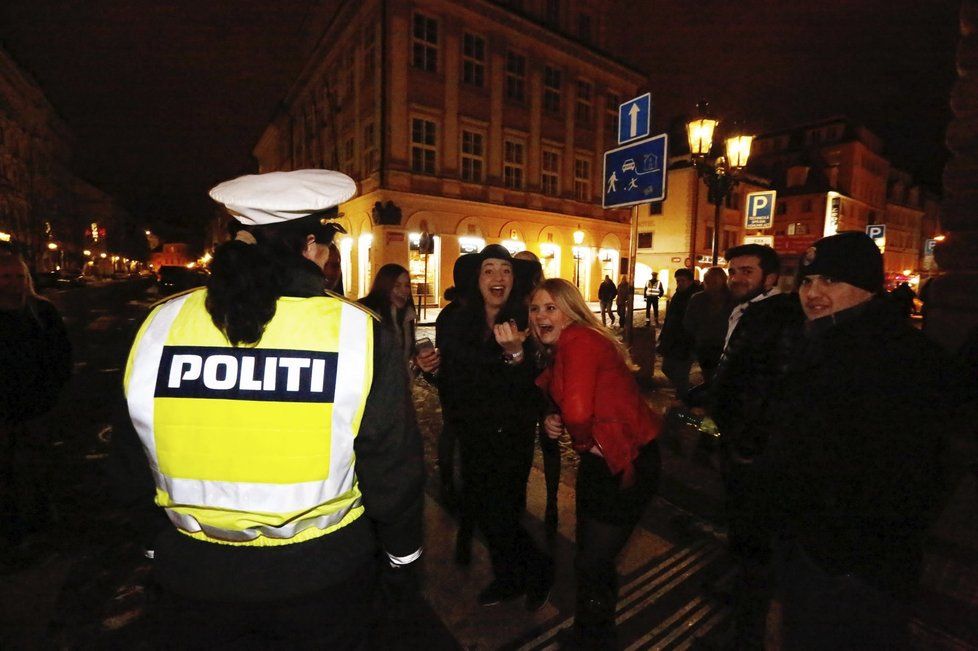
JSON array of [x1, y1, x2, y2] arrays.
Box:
[[618, 93, 651, 144]]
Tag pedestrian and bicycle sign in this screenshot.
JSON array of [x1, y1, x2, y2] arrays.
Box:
[[618, 93, 652, 144], [603, 133, 668, 209], [745, 191, 776, 229]]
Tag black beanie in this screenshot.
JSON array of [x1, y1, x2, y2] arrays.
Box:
[[797, 231, 884, 293]]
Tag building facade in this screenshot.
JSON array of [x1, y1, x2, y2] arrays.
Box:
[[253, 0, 645, 304], [0, 46, 126, 273]]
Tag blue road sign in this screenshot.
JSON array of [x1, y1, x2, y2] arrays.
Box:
[[866, 224, 886, 240], [924, 238, 937, 255], [618, 93, 652, 144], [745, 191, 776, 229], [603, 133, 668, 209]]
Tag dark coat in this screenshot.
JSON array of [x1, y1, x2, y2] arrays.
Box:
[[0, 298, 72, 424], [765, 298, 958, 599], [598, 278, 617, 303], [709, 291, 804, 457], [657, 282, 701, 359]]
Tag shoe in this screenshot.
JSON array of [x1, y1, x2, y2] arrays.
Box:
[[477, 580, 525, 606]]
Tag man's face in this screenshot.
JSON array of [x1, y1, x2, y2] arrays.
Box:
[[675, 275, 693, 291], [727, 255, 776, 302], [478, 258, 513, 310], [798, 274, 873, 320], [323, 245, 342, 290], [0, 260, 27, 310]]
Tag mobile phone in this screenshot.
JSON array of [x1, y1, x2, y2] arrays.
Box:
[[415, 337, 434, 354]]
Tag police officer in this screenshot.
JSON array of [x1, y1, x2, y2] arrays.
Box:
[[124, 170, 424, 648]]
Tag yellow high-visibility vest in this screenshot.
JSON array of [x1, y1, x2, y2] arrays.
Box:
[[124, 288, 374, 547]]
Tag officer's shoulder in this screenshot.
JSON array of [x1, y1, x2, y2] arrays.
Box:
[[147, 286, 205, 311], [323, 290, 380, 321]]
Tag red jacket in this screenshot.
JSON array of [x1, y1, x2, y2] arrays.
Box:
[[536, 324, 661, 486]]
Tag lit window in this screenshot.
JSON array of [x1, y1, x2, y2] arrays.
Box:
[[575, 80, 592, 126], [461, 130, 485, 182], [505, 52, 526, 102], [412, 13, 438, 73], [574, 157, 591, 201], [504, 139, 525, 189], [462, 33, 485, 87], [544, 66, 562, 114], [411, 118, 437, 174], [541, 149, 560, 196]]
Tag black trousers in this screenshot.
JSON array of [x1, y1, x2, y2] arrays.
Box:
[[574, 442, 660, 641], [460, 425, 550, 589], [645, 297, 659, 322], [150, 559, 377, 650]]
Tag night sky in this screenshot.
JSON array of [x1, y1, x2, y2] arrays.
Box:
[[0, 0, 961, 245]]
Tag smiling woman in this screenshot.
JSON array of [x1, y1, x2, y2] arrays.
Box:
[[530, 277, 661, 647]]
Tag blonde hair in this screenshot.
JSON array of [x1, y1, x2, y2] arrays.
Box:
[[531, 277, 637, 370]]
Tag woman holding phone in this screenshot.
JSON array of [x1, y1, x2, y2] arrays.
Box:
[[530, 278, 662, 648], [359, 264, 418, 374], [425, 244, 552, 611]]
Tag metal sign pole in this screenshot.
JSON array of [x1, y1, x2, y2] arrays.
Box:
[[626, 204, 639, 343]]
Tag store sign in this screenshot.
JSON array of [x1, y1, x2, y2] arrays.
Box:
[[744, 235, 774, 247], [774, 234, 819, 255]]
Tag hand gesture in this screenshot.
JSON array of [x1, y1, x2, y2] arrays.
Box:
[[415, 346, 441, 374], [493, 319, 527, 356], [543, 413, 564, 440]]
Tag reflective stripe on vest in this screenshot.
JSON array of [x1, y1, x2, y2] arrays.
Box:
[[124, 289, 374, 546]]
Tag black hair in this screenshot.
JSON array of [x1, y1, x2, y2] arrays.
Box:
[[455, 262, 530, 347], [725, 243, 780, 276], [206, 214, 338, 346], [674, 268, 694, 280], [359, 263, 413, 327]]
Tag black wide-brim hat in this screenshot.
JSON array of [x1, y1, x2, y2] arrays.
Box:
[[454, 243, 542, 295]]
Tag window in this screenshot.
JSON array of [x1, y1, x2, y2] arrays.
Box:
[[363, 25, 376, 79], [541, 149, 560, 196], [605, 91, 620, 136], [574, 157, 591, 201], [545, 0, 560, 26], [363, 122, 377, 172], [649, 201, 663, 215], [460, 130, 484, 182], [725, 192, 740, 209], [577, 12, 592, 43], [462, 33, 485, 87], [543, 67, 562, 114], [412, 12, 438, 72], [787, 222, 808, 235], [638, 232, 653, 249], [411, 118, 437, 174], [802, 199, 813, 212], [575, 80, 592, 126], [504, 139, 525, 189], [505, 52, 526, 102], [705, 225, 714, 250], [777, 202, 788, 215]]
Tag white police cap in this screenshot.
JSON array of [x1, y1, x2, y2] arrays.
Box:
[[208, 169, 357, 226]]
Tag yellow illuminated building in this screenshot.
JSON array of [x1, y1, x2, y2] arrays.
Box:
[[253, 0, 644, 303]]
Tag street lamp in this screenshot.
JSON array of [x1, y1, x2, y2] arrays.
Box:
[[573, 228, 585, 288], [686, 101, 754, 265]]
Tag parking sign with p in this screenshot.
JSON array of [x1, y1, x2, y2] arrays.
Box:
[[745, 191, 776, 229]]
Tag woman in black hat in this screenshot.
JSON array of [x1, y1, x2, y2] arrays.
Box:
[[432, 244, 553, 610]]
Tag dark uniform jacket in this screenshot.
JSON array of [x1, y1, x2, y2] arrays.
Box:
[[657, 283, 702, 359], [765, 298, 958, 599]]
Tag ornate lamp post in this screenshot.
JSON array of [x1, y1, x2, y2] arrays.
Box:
[[686, 101, 754, 265], [573, 227, 585, 288]]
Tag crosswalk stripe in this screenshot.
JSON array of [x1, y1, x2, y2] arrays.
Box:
[[622, 596, 708, 651], [646, 600, 716, 650], [616, 548, 722, 625], [517, 542, 716, 651], [673, 609, 728, 651]]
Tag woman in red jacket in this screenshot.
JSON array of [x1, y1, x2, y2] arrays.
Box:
[[531, 277, 662, 648]]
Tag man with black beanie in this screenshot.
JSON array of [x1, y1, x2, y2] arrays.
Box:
[[765, 231, 956, 648]]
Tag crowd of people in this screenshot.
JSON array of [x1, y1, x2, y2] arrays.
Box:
[[5, 167, 973, 649]]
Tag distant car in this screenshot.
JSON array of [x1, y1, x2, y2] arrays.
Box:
[[157, 265, 207, 295]]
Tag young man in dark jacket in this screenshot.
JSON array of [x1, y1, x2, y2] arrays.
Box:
[[597, 275, 617, 326], [766, 232, 958, 648], [707, 244, 803, 649], [656, 268, 700, 401]]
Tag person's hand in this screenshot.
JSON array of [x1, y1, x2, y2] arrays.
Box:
[[493, 319, 527, 356], [415, 346, 440, 374], [543, 413, 564, 439]]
